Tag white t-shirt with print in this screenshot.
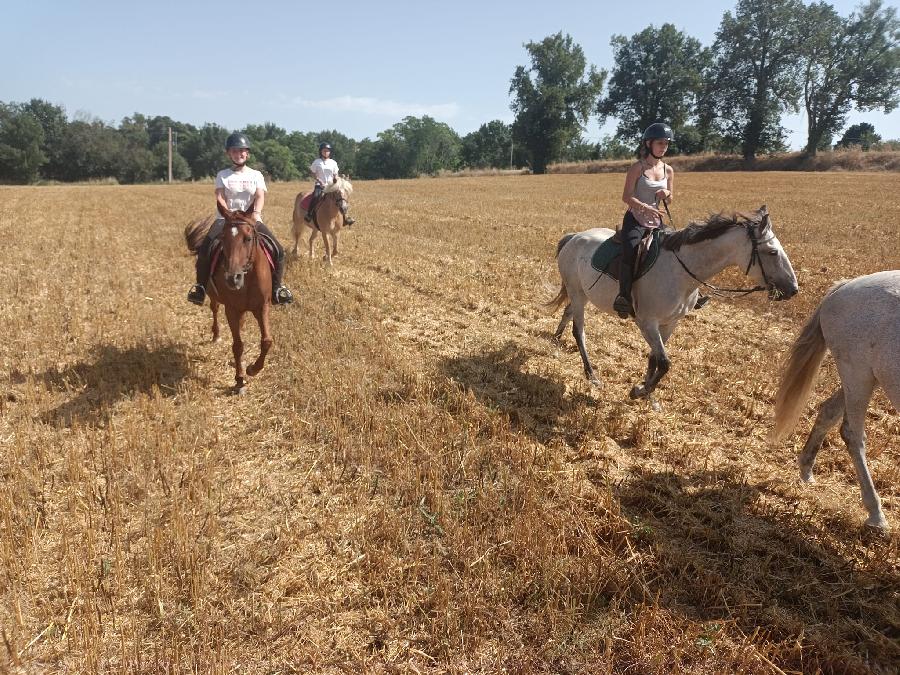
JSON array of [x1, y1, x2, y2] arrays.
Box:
[[215, 167, 267, 211], [310, 158, 339, 186]]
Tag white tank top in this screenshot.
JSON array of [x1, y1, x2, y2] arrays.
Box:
[[630, 164, 668, 228]]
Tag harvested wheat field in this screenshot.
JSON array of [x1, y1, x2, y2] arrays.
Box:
[[1, 173, 898, 673]]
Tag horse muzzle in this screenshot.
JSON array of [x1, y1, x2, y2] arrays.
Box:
[[769, 282, 798, 301], [226, 273, 245, 290]]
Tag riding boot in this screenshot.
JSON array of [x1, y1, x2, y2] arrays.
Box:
[[270, 251, 293, 305], [188, 244, 211, 305], [694, 294, 710, 310], [613, 272, 634, 318]]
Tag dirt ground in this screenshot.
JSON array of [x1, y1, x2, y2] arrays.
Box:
[[0, 173, 897, 673]]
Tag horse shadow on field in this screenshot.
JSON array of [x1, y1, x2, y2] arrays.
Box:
[[609, 467, 899, 672], [440, 342, 592, 444], [36, 343, 191, 427]]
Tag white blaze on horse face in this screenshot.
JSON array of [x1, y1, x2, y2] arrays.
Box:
[[231, 227, 238, 237]]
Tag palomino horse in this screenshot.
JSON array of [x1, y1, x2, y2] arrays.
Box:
[[291, 176, 353, 265], [184, 204, 274, 394], [548, 206, 798, 400], [772, 270, 900, 530]]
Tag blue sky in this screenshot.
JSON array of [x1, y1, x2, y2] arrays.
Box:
[[6, 0, 899, 148]]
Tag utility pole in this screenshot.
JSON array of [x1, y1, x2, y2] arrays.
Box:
[[510, 137, 514, 169], [168, 127, 173, 183]]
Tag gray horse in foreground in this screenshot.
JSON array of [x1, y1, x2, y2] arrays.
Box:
[[549, 206, 799, 400], [772, 270, 900, 530]]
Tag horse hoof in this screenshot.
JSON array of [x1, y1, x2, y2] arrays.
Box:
[[649, 398, 662, 412], [588, 376, 602, 388], [247, 364, 260, 377], [234, 385, 247, 396], [629, 385, 646, 399], [864, 515, 889, 531], [799, 469, 815, 483]]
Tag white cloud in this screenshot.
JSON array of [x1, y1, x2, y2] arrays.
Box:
[[288, 95, 460, 120]]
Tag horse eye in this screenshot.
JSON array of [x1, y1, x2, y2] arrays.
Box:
[[244, 236, 252, 243], [768, 250, 779, 256]]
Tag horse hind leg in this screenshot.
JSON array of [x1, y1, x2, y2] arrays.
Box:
[[837, 369, 886, 528], [553, 303, 573, 343], [571, 299, 600, 386], [307, 227, 318, 260], [210, 299, 220, 342], [797, 388, 844, 482]]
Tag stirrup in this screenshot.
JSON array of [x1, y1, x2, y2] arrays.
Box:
[[694, 294, 710, 310], [273, 286, 294, 305], [303, 213, 312, 222], [613, 294, 633, 319], [187, 284, 206, 306]]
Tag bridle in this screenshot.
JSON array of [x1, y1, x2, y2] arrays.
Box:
[[220, 219, 258, 275], [671, 220, 778, 298]]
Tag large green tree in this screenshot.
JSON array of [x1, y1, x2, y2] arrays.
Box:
[[22, 99, 68, 180], [799, 0, 900, 155], [461, 120, 525, 168], [509, 32, 606, 174], [600, 24, 710, 148], [182, 123, 229, 178], [0, 103, 46, 183], [835, 121, 882, 148], [707, 0, 804, 161]]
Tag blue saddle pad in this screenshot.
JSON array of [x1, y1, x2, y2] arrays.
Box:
[[590, 228, 663, 281]]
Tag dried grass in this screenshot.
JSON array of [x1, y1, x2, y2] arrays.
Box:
[[0, 175, 897, 673]]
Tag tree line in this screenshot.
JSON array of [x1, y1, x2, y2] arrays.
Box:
[[1, 0, 897, 184]]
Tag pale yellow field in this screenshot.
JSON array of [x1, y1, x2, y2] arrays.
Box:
[[0, 173, 898, 673]]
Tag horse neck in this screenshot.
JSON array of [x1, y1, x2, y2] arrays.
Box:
[[669, 227, 751, 282]]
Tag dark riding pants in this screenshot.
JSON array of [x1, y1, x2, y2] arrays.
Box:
[[619, 211, 649, 300]]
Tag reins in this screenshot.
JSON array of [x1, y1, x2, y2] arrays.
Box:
[[670, 220, 774, 297]]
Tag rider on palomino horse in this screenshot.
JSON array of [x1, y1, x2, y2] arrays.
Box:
[[188, 132, 294, 306], [304, 142, 355, 225]]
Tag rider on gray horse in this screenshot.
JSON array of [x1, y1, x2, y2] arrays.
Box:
[[614, 123, 675, 319]]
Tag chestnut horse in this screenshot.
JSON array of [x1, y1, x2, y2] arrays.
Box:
[[291, 176, 353, 265], [184, 204, 273, 394]]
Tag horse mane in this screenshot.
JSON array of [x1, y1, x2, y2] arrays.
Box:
[[184, 215, 216, 255], [662, 211, 759, 251], [324, 176, 353, 196]]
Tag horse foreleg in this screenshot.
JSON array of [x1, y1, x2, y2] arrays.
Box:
[[210, 298, 220, 343], [797, 388, 844, 482], [630, 324, 671, 399], [246, 304, 273, 378], [571, 300, 600, 386], [225, 306, 246, 394], [836, 373, 886, 529], [553, 303, 573, 343], [332, 231, 340, 258]]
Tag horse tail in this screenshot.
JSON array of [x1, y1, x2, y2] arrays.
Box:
[[556, 232, 576, 258], [184, 215, 215, 255], [771, 280, 848, 441], [544, 233, 576, 312], [545, 283, 569, 313]]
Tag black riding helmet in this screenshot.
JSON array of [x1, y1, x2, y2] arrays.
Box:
[[225, 132, 252, 150], [318, 142, 332, 157], [642, 123, 675, 142]]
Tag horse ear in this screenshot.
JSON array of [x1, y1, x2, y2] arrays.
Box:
[[759, 206, 772, 233], [758, 204, 768, 217]]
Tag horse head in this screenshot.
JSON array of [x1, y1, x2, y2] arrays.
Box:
[[324, 175, 353, 209], [747, 205, 798, 301], [216, 203, 258, 291]]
